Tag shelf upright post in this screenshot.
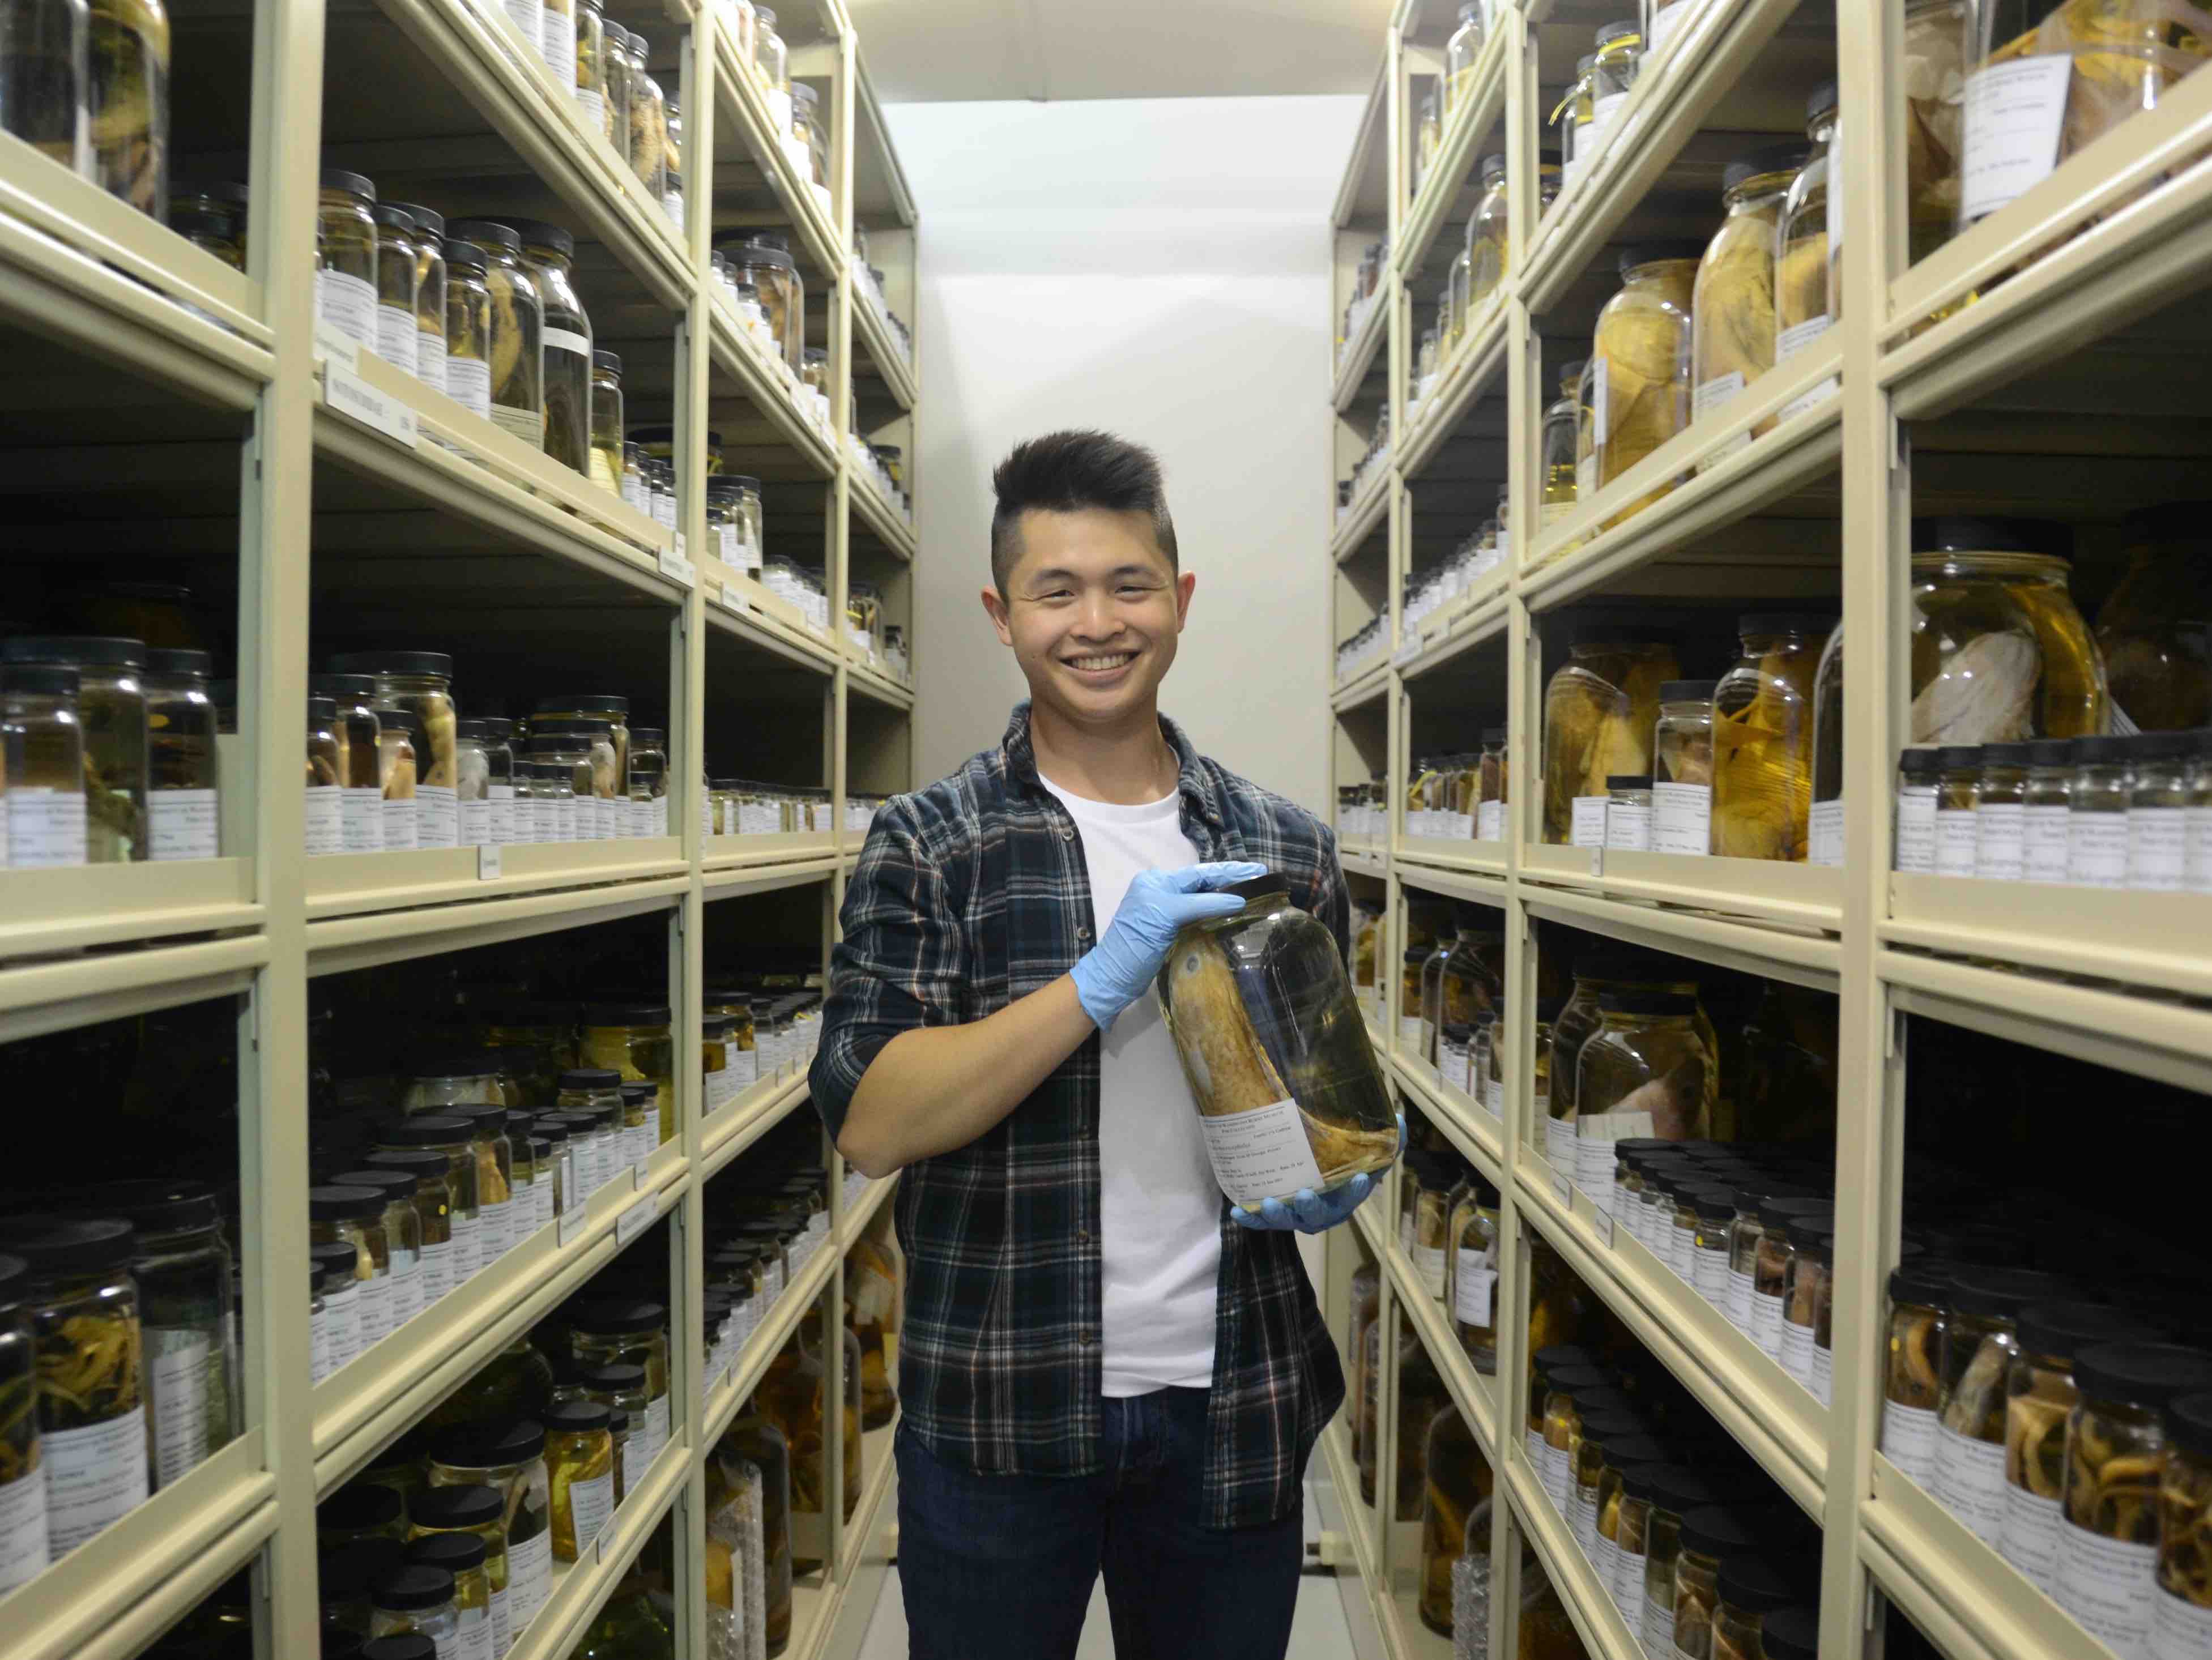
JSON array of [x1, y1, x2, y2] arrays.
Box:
[[240, 0, 330, 1642], [829, 24, 856, 855], [1830, 0, 1910, 1644]]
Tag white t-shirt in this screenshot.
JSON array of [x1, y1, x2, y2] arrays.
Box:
[[1041, 775, 1221, 1397]]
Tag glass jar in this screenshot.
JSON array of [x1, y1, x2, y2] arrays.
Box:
[[446, 220, 544, 450], [368, 1564, 459, 1650], [387, 202, 446, 394], [1750, 1197, 1831, 1360], [1959, 0, 2207, 231], [1910, 518, 2108, 741], [600, 20, 630, 151], [310, 1185, 399, 1352], [1571, 991, 1716, 1200], [790, 81, 824, 189], [1690, 146, 1805, 446], [2058, 1345, 2212, 1657], [357, 1150, 455, 1308], [535, 696, 629, 804], [1904, 0, 1966, 269], [446, 1105, 515, 1269], [1711, 613, 1831, 861], [2070, 735, 2133, 888], [542, 1401, 616, 1562], [404, 1530, 494, 1660], [1571, 1409, 1647, 1557], [1537, 1363, 1607, 1510], [3, 664, 89, 868], [1411, 1160, 1454, 1299], [309, 1243, 359, 1379], [402, 1056, 502, 1116], [1687, 1185, 1737, 1309], [1153, 873, 1397, 1205], [530, 722, 615, 840], [1712, 1558, 1796, 1660], [580, 1002, 673, 1147], [1779, 1222, 1832, 1393], [316, 169, 378, 353], [1542, 628, 1681, 843], [375, 709, 420, 851], [497, 219, 593, 475], [1553, 53, 1596, 185], [328, 651, 459, 848], [1418, 1404, 1491, 1637], [573, 0, 604, 130], [727, 238, 803, 373], [846, 1231, 900, 1428], [1606, 774, 1653, 848], [304, 693, 345, 855], [371, 204, 420, 379], [2096, 502, 2212, 732], [624, 31, 666, 199], [1673, 1507, 1768, 1660], [574, 1363, 649, 1498], [441, 237, 493, 420], [1651, 678, 1716, 856], [1933, 1266, 2073, 1542], [0, 0, 88, 173], [1588, 20, 1643, 155], [720, 1409, 794, 1653], [1776, 87, 1839, 375], [589, 352, 624, 494], [1, 635, 147, 863], [2156, 1392, 2212, 1660], [1540, 359, 1584, 538], [569, 1301, 670, 1462], [0, 1266, 42, 1589], [1591, 244, 1699, 526], [2127, 730, 2194, 891], [372, 1118, 482, 1285], [90, 1181, 237, 1488], [617, 1081, 659, 1169], [326, 1169, 424, 1328]]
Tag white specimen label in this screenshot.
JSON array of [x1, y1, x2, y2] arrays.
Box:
[[1605, 801, 1652, 851], [306, 785, 345, 855], [707, 1065, 739, 1111], [10, 788, 87, 867], [2069, 812, 2129, 887], [1693, 371, 1751, 468], [2002, 1483, 2063, 1597], [1618, 1556, 1646, 1641], [1574, 1112, 1652, 1213], [540, 6, 576, 82], [459, 795, 489, 847], [505, 0, 542, 54], [1933, 1423, 2008, 1544], [1935, 806, 1978, 876], [44, 1409, 150, 1556], [2153, 1586, 2212, 1660], [1808, 797, 1845, 867], [387, 1247, 422, 1324], [1961, 56, 2073, 223], [2129, 806, 2187, 890], [1648, 0, 1689, 49], [1881, 1403, 1938, 1487], [1975, 801, 2025, 880], [480, 1198, 514, 1264], [451, 1210, 484, 1278], [448, 356, 493, 420], [1545, 1115, 1576, 1175], [1540, 1439, 1572, 1510], [1779, 1316, 1817, 1387], [577, 87, 604, 129], [377, 304, 420, 377], [323, 1282, 362, 1371], [1477, 800, 1502, 841], [343, 786, 384, 852], [1895, 787, 1937, 872], [1775, 317, 1838, 420], [417, 783, 459, 849], [0, 1462, 48, 1593], [148, 789, 219, 861], [727, 1045, 757, 1089], [1455, 1253, 1495, 1326], [491, 403, 544, 447], [2056, 1518, 2157, 1659], [1692, 1243, 1730, 1304], [621, 1433, 648, 1499], [146, 1328, 211, 1488], [317, 268, 377, 351], [1197, 1098, 1324, 1210], [1644, 1589, 1675, 1658], [419, 1237, 454, 1304], [1413, 1243, 1446, 1300], [568, 1470, 614, 1555], [418, 329, 446, 396], [1571, 795, 1609, 848], [1753, 1288, 1786, 1358], [383, 796, 420, 850], [1813, 1338, 1833, 1405], [1654, 783, 1711, 856], [2187, 805, 2212, 893], [1485, 1072, 1503, 1119]]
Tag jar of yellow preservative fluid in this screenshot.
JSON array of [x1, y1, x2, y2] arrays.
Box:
[[1154, 872, 1398, 1210]]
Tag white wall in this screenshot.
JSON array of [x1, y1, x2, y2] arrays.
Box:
[[884, 95, 1366, 817]]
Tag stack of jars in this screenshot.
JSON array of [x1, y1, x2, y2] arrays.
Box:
[[0, 0, 169, 222]]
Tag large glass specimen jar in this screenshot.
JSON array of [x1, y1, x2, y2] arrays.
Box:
[[1541, 627, 1681, 843], [88, 0, 168, 216], [0, 634, 147, 862], [1775, 88, 1838, 374], [1690, 146, 1804, 447], [0, 0, 89, 172], [1571, 991, 1716, 1200], [719, 1410, 792, 1654], [1154, 873, 1399, 1210], [1905, 0, 1965, 266], [496, 219, 594, 476], [1421, 1405, 1493, 1636], [1910, 517, 2108, 742], [447, 220, 544, 450], [1710, 613, 1832, 861], [1589, 245, 1700, 526], [2094, 500, 2212, 732], [1540, 359, 1585, 539]]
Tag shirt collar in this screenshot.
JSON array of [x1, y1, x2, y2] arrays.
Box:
[[1000, 700, 1226, 831]]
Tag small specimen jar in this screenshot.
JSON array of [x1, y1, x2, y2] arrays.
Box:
[[580, 1002, 672, 1145], [3, 663, 88, 868], [96, 1181, 238, 1488], [1751, 1198, 1830, 1360], [307, 694, 344, 856], [2127, 730, 2193, 891], [569, 1301, 670, 1460], [1713, 1558, 1797, 1660], [0, 0, 89, 176], [0, 1254, 44, 1593], [1776, 86, 1839, 370], [357, 1149, 455, 1307], [142, 646, 216, 861], [310, 1243, 361, 1377], [626, 727, 666, 837], [403, 1532, 492, 1660], [371, 1119, 481, 1282], [1673, 1506, 1768, 1660], [445, 1104, 515, 1269], [457, 718, 514, 846], [328, 651, 458, 849], [387, 202, 446, 393], [309, 1186, 397, 1352], [427, 1422, 553, 1646], [2068, 736, 2133, 889], [1779, 1222, 1832, 1396], [1605, 774, 1652, 850], [2022, 736, 2074, 884], [625, 32, 667, 199], [574, 0, 605, 129], [1690, 144, 1805, 447], [316, 169, 379, 353], [543, 1401, 616, 1561], [325, 1170, 424, 1330], [1651, 679, 1716, 855], [370, 204, 420, 378], [368, 1564, 458, 1650], [619, 1081, 659, 1168], [1934, 1267, 2072, 1545], [1934, 744, 1983, 876], [441, 236, 493, 420], [1894, 747, 1941, 872], [1974, 741, 2032, 880], [0, 635, 148, 863], [2156, 1392, 2212, 1660], [589, 351, 624, 493]]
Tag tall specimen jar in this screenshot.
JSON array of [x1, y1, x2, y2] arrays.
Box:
[[1571, 991, 1717, 1200], [541, 1402, 615, 1562], [1540, 359, 1585, 537], [589, 352, 624, 493], [720, 1409, 794, 1652], [599, 20, 630, 150], [87, 0, 168, 215], [1541, 626, 1681, 843], [329, 651, 459, 850], [730, 239, 804, 373], [1711, 613, 1832, 861], [573, 0, 605, 131], [387, 202, 446, 394], [1443, 1, 1484, 112], [1653, 678, 1716, 856], [497, 219, 593, 475], [2057, 1345, 2212, 1659], [0, 0, 89, 173], [1154, 873, 1399, 1209], [0, 635, 147, 862], [447, 220, 544, 449], [2158, 1392, 2212, 1660], [441, 237, 493, 420], [1689, 146, 1804, 446], [1911, 516, 2108, 741], [1466, 154, 1508, 313], [143, 646, 216, 861], [539, 0, 574, 103], [1589, 244, 1700, 527], [1419, 1405, 1491, 1637], [91, 1181, 236, 1490], [1933, 1266, 2070, 1544], [1775, 87, 1839, 376], [1447, 1179, 1501, 1373], [626, 727, 667, 836], [315, 169, 379, 354], [0, 1217, 147, 1557], [2096, 501, 2212, 732], [569, 1300, 670, 1460], [535, 695, 629, 796], [370, 204, 420, 379], [0, 1254, 44, 1593], [1958, 0, 2209, 232], [625, 31, 666, 198]]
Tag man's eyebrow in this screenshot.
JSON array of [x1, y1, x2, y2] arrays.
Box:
[[1023, 564, 1165, 587]]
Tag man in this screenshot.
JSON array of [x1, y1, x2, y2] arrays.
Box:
[[809, 430, 1387, 1659]]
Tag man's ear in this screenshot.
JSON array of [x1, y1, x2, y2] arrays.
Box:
[[1173, 569, 1196, 628], [982, 586, 1015, 647]]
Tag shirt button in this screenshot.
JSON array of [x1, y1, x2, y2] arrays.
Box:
[[1059, 824, 1075, 840], [1078, 1228, 1091, 1244], [1077, 925, 1092, 942], [1079, 1329, 1096, 1346]]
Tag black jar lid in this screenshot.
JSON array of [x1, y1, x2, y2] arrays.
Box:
[[1737, 612, 1835, 638], [362, 1150, 449, 1181], [569, 1298, 666, 1335], [1659, 680, 1717, 702], [377, 1116, 473, 1148], [2166, 1392, 2212, 1460], [407, 1531, 487, 1575], [1606, 774, 1652, 791], [529, 1118, 573, 1144], [1602, 1435, 1669, 1469], [446, 219, 522, 253], [372, 204, 416, 234], [309, 694, 338, 723], [0, 1215, 137, 1274], [1595, 989, 1697, 1015], [2015, 1301, 2158, 1364], [410, 1482, 505, 1531], [1911, 515, 2070, 560], [1689, 1187, 1738, 1223], [578, 1361, 649, 1392], [544, 1400, 611, 1433], [319, 1483, 404, 1532], [326, 1170, 420, 1203], [1757, 1193, 1831, 1231], [0, 634, 146, 668], [431, 1419, 548, 1470], [1479, 151, 1505, 179], [387, 202, 443, 238], [457, 718, 511, 741], [147, 647, 213, 675], [620, 1081, 658, 1103], [328, 649, 454, 679], [1889, 1258, 1957, 1307], [583, 1002, 672, 1026], [1723, 143, 1810, 192], [1680, 1505, 1772, 1559], [2074, 1343, 2212, 1413], [1951, 1267, 2072, 1322], [320, 168, 376, 200], [2, 663, 82, 696], [1718, 1556, 1799, 1614], [1543, 1364, 1610, 1397], [372, 1564, 456, 1611], [734, 240, 795, 270], [441, 237, 488, 272], [484, 217, 573, 258], [310, 1185, 386, 1223], [310, 672, 380, 698], [594, 350, 623, 373], [1531, 1345, 1595, 1380], [310, 1241, 360, 1281], [321, 1537, 407, 1600], [630, 727, 666, 746], [1898, 746, 1942, 778], [80, 1178, 221, 1235], [536, 694, 630, 715], [1936, 745, 1982, 770], [1762, 1606, 1820, 1660]]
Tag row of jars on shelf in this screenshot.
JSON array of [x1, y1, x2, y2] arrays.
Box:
[[1334, 621, 1392, 684], [1404, 740, 1512, 844], [851, 227, 915, 370], [851, 436, 913, 526], [727, 0, 831, 211], [1336, 411, 1393, 519], [1409, 1, 1497, 202], [1400, 506, 1511, 638], [702, 780, 881, 838], [1414, 155, 1558, 409], [1336, 237, 1390, 371]]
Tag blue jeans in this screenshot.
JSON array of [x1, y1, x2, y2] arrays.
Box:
[[895, 1388, 1305, 1660]]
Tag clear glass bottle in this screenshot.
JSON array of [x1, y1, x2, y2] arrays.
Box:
[[315, 169, 378, 353], [1589, 245, 1699, 526], [625, 31, 667, 199], [310, 1185, 398, 1353], [599, 19, 630, 151], [1587, 20, 1642, 156], [1419, 1404, 1491, 1637], [0, 636, 146, 863], [1553, 53, 1596, 185], [497, 219, 593, 475], [589, 351, 624, 494], [1910, 517, 2108, 741], [3, 663, 89, 868], [446, 220, 544, 449], [1933, 1266, 2072, 1544], [543, 1401, 616, 1562], [1972, 740, 2032, 880], [1540, 359, 1584, 539], [0, 0, 89, 175], [535, 695, 629, 810], [721, 1408, 794, 1652], [570, 1301, 670, 1461], [2126, 730, 2193, 891], [2068, 735, 2132, 889], [387, 202, 446, 396], [369, 1565, 459, 1652], [92, 1181, 238, 1490], [327, 650, 459, 849], [1571, 990, 1716, 1201], [1690, 144, 1804, 447], [404, 1531, 494, 1660], [1652, 678, 1716, 856], [372, 1118, 481, 1285], [371, 204, 420, 379], [1776, 86, 1838, 378], [1605, 774, 1653, 850], [141, 646, 216, 862], [1541, 627, 1681, 843], [1154, 873, 1399, 1207], [1710, 613, 1831, 862], [580, 1002, 673, 1147], [1778, 1221, 1832, 1394], [2098, 501, 2212, 732], [1904, 0, 1966, 271], [1882, 1258, 1953, 1488], [727, 240, 804, 374], [1443, 2, 1484, 113], [441, 236, 493, 420], [2156, 1392, 2212, 1660], [1752, 1198, 1831, 1361], [573, 0, 605, 131]]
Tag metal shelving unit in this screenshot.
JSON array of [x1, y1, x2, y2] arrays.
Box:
[[1323, 1, 2212, 1658], [0, 0, 918, 1650]]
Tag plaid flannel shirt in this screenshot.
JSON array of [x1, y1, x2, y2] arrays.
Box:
[[810, 702, 1350, 1529]]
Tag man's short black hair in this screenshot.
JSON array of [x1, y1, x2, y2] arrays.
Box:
[[989, 429, 1179, 594]]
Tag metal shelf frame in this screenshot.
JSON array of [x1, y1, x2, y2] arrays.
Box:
[[0, 3, 919, 1655], [1323, 1, 2212, 1657]]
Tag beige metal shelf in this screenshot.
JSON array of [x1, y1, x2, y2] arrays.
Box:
[[0, 933, 266, 1045], [303, 839, 690, 920], [1394, 852, 1509, 906], [702, 853, 845, 898], [1335, 663, 1393, 712], [707, 302, 843, 476], [850, 278, 918, 411], [704, 829, 842, 870], [0, 860, 262, 960], [1337, 280, 1396, 413], [1335, 473, 1396, 564], [1498, 1446, 1644, 1660], [1395, 28, 1511, 284], [849, 471, 918, 561], [1399, 302, 1511, 481], [506, 1434, 692, 1660], [711, 10, 845, 278]]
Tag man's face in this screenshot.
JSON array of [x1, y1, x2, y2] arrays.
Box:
[[983, 507, 1195, 729]]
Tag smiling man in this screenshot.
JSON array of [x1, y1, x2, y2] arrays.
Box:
[[809, 430, 1383, 1659]]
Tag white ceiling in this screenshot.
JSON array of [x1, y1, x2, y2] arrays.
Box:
[[851, 0, 1396, 104]]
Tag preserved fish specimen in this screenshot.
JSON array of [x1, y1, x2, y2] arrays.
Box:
[[88, 0, 166, 216], [1420, 1404, 1491, 1636], [448, 221, 544, 448], [1541, 629, 1680, 843], [1711, 615, 1832, 861], [1589, 246, 1700, 526], [1776, 88, 1838, 356], [498, 220, 594, 476], [2159, 1396, 2212, 1641], [1690, 146, 1805, 441], [1905, 0, 1965, 266], [543, 1402, 615, 1561], [1910, 519, 2108, 741]]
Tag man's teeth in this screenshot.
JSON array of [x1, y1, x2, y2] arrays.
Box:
[[1070, 653, 1135, 671]]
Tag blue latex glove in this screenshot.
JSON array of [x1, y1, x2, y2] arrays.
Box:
[[1230, 1115, 1407, 1234], [1069, 860, 1268, 1031]]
